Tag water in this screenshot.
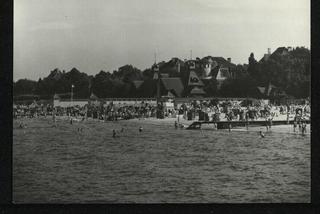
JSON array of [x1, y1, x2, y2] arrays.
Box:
[[13, 118, 310, 203]]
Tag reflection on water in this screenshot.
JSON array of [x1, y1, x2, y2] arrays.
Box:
[[13, 118, 310, 203]]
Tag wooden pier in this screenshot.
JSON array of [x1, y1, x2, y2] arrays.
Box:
[[186, 120, 310, 130]]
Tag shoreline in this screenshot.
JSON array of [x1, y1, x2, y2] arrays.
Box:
[[14, 116, 310, 135]]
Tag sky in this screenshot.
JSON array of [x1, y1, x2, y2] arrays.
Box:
[[14, 0, 310, 81]]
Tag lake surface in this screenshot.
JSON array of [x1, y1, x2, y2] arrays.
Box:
[[13, 117, 310, 203]]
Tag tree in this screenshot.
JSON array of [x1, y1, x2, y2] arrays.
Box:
[[13, 79, 37, 95], [247, 53, 258, 79], [254, 47, 310, 98], [220, 74, 259, 98], [91, 70, 113, 98], [203, 79, 218, 97]]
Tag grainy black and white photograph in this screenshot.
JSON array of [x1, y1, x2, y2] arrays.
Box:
[[13, 0, 310, 203]]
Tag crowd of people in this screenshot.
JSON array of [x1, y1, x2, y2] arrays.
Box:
[[13, 102, 160, 121], [13, 99, 310, 130], [178, 100, 311, 123]]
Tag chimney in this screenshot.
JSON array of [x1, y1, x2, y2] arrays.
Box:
[[227, 58, 231, 63], [267, 48, 271, 55]]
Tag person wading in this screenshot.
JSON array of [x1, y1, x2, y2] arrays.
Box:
[[293, 120, 297, 132], [174, 121, 178, 129]]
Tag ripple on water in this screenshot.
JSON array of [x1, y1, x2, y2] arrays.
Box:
[[13, 118, 310, 203]]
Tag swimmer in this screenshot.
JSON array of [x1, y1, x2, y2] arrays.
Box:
[[293, 120, 297, 132], [268, 118, 272, 130], [298, 121, 302, 132], [245, 119, 249, 131], [139, 127, 143, 132], [19, 122, 24, 129], [259, 131, 265, 138], [301, 121, 307, 136]]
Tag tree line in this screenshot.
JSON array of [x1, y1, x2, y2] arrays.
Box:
[[13, 47, 310, 99]]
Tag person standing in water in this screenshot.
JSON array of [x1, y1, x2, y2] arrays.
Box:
[[268, 117, 272, 130], [139, 127, 143, 132], [52, 108, 57, 127], [298, 119, 302, 132], [265, 118, 269, 131], [228, 122, 232, 132], [174, 121, 178, 129], [245, 111, 249, 131], [293, 119, 297, 132], [301, 121, 307, 136]]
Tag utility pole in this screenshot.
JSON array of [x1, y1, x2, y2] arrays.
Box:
[[155, 63, 160, 104], [71, 84, 74, 106], [153, 53, 163, 119]]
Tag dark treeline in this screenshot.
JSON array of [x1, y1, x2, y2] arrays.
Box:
[[13, 47, 310, 99]]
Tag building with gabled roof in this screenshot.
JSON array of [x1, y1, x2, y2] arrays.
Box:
[[256, 82, 287, 98], [200, 56, 236, 80], [186, 60, 206, 97], [188, 70, 204, 86], [189, 86, 206, 97], [89, 92, 99, 100], [215, 67, 231, 80], [132, 80, 144, 89], [160, 77, 184, 97]]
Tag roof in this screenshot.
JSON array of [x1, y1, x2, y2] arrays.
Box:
[[271, 47, 289, 57], [161, 78, 184, 97], [216, 67, 231, 80], [166, 91, 175, 98], [190, 87, 206, 95], [133, 80, 144, 89], [186, 60, 196, 70], [90, 93, 99, 100], [161, 73, 169, 78], [201, 56, 236, 68], [257, 83, 282, 97], [257, 87, 266, 94], [53, 94, 60, 99], [188, 71, 204, 86], [153, 72, 159, 80]]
